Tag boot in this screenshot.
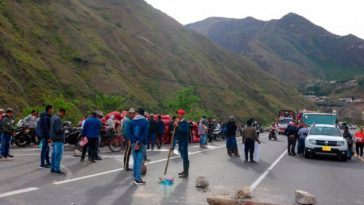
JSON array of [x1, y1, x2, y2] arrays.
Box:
[[179, 161, 189, 178]]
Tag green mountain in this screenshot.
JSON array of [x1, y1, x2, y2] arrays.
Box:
[[0, 0, 309, 122], [187, 13, 364, 87]]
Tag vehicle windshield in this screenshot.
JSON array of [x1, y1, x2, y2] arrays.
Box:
[[309, 127, 341, 137], [279, 118, 292, 124], [302, 114, 337, 125]]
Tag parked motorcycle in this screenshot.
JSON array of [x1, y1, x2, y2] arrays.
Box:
[[63, 121, 81, 147], [99, 126, 125, 152], [269, 126, 278, 141], [12, 127, 32, 147], [212, 128, 224, 141]]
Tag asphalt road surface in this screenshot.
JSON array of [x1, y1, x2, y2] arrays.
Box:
[[0, 133, 363, 205]]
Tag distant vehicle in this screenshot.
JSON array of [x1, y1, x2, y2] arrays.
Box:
[[338, 122, 348, 129], [302, 113, 337, 126], [277, 117, 293, 134], [348, 124, 357, 129], [304, 124, 348, 161], [278, 110, 296, 120]]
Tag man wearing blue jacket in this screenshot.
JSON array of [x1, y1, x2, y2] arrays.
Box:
[[126, 108, 149, 185], [37, 105, 53, 168], [174, 109, 190, 178], [81, 111, 102, 163], [50, 108, 66, 174], [122, 108, 135, 171]]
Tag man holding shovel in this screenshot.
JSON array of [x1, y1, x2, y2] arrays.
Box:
[[174, 109, 190, 178]]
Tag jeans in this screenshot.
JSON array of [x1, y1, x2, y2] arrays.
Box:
[[179, 140, 189, 162], [226, 136, 238, 155], [288, 136, 297, 155], [297, 138, 305, 154], [244, 139, 255, 161], [123, 139, 132, 169], [132, 143, 146, 181], [40, 138, 50, 166], [1, 133, 11, 157], [148, 133, 156, 148], [199, 134, 207, 146], [51, 142, 64, 172], [356, 142, 364, 157]]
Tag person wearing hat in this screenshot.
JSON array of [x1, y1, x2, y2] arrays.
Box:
[[81, 111, 102, 162], [174, 109, 190, 178], [122, 108, 135, 171], [284, 121, 298, 156], [127, 108, 149, 185], [1, 108, 15, 161]]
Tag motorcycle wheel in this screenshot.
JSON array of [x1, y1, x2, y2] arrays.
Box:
[[215, 134, 223, 141], [14, 134, 30, 147], [108, 136, 124, 152]]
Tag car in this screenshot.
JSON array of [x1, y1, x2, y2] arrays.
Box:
[[277, 117, 293, 134], [304, 124, 348, 161]]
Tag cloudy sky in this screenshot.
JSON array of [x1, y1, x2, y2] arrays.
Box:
[[145, 0, 364, 39]]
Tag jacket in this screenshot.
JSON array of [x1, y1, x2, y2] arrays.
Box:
[[148, 118, 158, 133], [82, 116, 101, 139], [50, 114, 65, 143], [157, 120, 165, 135], [285, 125, 298, 137], [37, 112, 51, 139], [128, 115, 149, 144], [355, 132, 364, 143], [226, 121, 237, 137], [122, 116, 132, 140], [343, 131, 353, 146], [198, 122, 207, 135], [2, 115, 15, 134], [175, 119, 190, 142], [242, 126, 259, 142]]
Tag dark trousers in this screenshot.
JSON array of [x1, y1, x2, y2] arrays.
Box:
[[84, 139, 98, 161], [1, 133, 11, 157], [180, 140, 189, 162], [288, 136, 297, 155], [356, 142, 364, 157], [156, 134, 162, 149], [123, 139, 132, 169], [40, 138, 50, 165], [244, 139, 255, 161]]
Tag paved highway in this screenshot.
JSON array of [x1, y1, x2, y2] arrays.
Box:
[[0, 133, 363, 205]]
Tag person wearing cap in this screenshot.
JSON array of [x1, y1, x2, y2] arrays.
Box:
[[284, 121, 298, 156], [343, 126, 353, 159], [37, 105, 53, 168], [127, 108, 149, 185], [81, 111, 102, 162], [50, 108, 66, 174], [174, 109, 190, 178], [122, 108, 135, 171], [1, 108, 16, 161]]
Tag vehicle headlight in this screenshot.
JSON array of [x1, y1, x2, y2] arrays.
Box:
[[309, 139, 316, 145], [337, 141, 345, 146]]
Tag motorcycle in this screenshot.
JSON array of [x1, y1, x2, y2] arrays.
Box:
[[12, 127, 33, 147], [269, 127, 278, 141], [99, 126, 125, 152], [212, 128, 224, 141], [63, 121, 82, 147]]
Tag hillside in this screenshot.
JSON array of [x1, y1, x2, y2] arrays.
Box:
[[0, 0, 309, 122], [187, 13, 364, 87]]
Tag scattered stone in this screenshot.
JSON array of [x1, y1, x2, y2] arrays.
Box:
[[235, 187, 252, 199], [73, 149, 82, 157], [141, 164, 147, 175], [295, 190, 317, 205], [207, 198, 286, 205], [196, 176, 210, 188]]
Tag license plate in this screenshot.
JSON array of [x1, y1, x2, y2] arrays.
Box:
[[322, 146, 331, 152]]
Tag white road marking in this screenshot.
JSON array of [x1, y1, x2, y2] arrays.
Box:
[[249, 150, 287, 191], [53, 144, 226, 185], [0, 187, 39, 199]]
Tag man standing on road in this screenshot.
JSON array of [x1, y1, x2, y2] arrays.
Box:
[[285, 121, 298, 156], [127, 108, 149, 185], [81, 111, 102, 163], [156, 115, 165, 149], [174, 109, 190, 178], [0, 108, 5, 155], [242, 119, 261, 162], [38, 105, 53, 168], [297, 123, 309, 156], [225, 116, 239, 157], [343, 126, 354, 159], [122, 108, 135, 171], [50, 108, 66, 174], [147, 114, 158, 150], [1, 108, 16, 161], [23, 110, 39, 146]]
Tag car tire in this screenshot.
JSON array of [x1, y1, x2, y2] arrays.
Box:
[[340, 154, 347, 162], [304, 151, 310, 159]]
